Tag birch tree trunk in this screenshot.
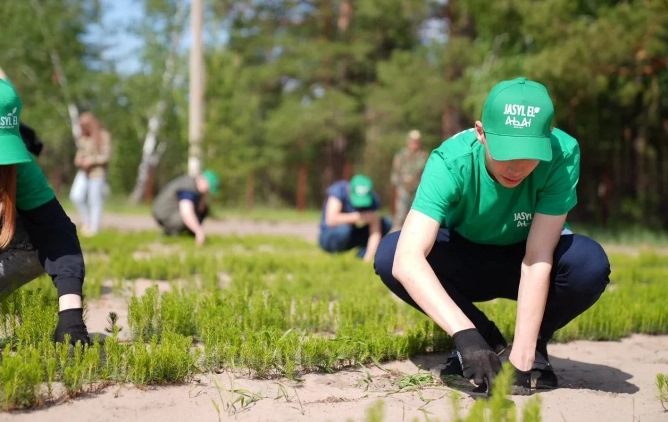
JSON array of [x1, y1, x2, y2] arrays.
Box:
[[129, 0, 186, 203]]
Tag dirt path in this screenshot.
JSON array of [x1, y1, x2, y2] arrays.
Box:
[[101, 212, 320, 243]]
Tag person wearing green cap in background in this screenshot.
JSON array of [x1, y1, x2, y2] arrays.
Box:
[[374, 77, 610, 395], [318, 174, 391, 262], [0, 78, 91, 346], [151, 170, 220, 246]]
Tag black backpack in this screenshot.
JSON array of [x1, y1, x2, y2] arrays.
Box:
[[19, 122, 43, 157]]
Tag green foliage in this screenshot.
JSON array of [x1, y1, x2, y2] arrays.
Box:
[[0, 230, 667, 412], [2, 1, 668, 223], [0, 289, 56, 349], [73, 231, 668, 380], [0, 345, 43, 410], [128, 285, 161, 342], [126, 333, 198, 385]]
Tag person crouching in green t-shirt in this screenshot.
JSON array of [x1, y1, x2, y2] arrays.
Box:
[[0, 78, 91, 347], [374, 77, 610, 395]]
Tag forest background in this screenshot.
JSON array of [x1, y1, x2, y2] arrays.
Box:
[[1, 0, 667, 227]]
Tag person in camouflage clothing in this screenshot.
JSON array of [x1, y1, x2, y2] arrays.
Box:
[[390, 129, 428, 231]]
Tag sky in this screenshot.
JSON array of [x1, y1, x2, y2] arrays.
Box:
[[91, 0, 216, 75], [94, 0, 145, 74]]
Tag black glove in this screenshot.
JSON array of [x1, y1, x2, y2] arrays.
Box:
[[510, 363, 532, 395], [453, 328, 501, 388], [54, 308, 91, 347]]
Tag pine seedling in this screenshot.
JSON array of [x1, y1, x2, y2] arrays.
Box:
[[127, 339, 151, 385], [0, 346, 43, 410], [102, 335, 127, 382], [658, 373, 668, 411], [55, 336, 71, 380], [104, 312, 122, 337], [63, 342, 86, 395], [211, 375, 263, 416], [363, 400, 386, 422], [81, 342, 103, 386], [128, 285, 161, 342], [44, 354, 57, 400]]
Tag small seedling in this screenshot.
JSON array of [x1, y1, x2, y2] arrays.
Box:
[[273, 381, 305, 415], [104, 312, 123, 336], [211, 375, 263, 416], [394, 369, 438, 391], [658, 373, 668, 411]]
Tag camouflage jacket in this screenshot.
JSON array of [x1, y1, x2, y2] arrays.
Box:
[[390, 148, 428, 193]]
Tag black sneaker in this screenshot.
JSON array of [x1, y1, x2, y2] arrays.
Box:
[[486, 346, 558, 389], [533, 350, 558, 389], [441, 351, 463, 376]]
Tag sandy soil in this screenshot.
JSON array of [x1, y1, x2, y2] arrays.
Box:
[[5, 213, 667, 421]]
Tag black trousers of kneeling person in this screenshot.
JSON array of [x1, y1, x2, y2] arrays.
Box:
[[374, 229, 611, 350], [155, 204, 209, 236]]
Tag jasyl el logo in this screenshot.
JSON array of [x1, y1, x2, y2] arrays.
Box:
[[503, 104, 541, 129], [0, 107, 18, 129]]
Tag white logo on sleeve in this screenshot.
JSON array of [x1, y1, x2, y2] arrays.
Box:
[[0, 107, 18, 129], [504, 104, 541, 129], [514, 211, 533, 227]]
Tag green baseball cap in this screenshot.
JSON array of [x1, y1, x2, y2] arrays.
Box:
[[482, 77, 554, 162], [202, 169, 220, 196], [0, 79, 31, 165], [349, 174, 374, 208]]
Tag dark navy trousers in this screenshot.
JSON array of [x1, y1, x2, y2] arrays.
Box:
[[374, 229, 610, 346], [319, 217, 392, 258]]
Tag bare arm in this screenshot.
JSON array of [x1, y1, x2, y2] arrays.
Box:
[[362, 214, 382, 262], [509, 213, 566, 371], [179, 199, 205, 245], [324, 196, 362, 227], [393, 209, 475, 335]]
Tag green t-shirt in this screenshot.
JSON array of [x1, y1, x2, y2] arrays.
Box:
[[412, 128, 579, 245], [16, 155, 55, 211]]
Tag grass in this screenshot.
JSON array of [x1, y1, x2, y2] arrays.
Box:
[[570, 223, 668, 247], [658, 373, 668, 412], [0, 224, 667, 414], [60, 197, 324, 223]]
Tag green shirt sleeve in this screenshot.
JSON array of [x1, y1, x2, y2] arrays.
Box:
[[16, 156, 56, 211], [535, 130, 580, 216], [411, 151, 461, 225]]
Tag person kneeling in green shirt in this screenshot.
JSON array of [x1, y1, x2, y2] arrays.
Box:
[[0, 79, 90, 346], [374, 77, 610, 395]]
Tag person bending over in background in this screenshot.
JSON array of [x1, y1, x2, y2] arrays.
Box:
[[69, 111, 112, 237], [319, 174, 391, 262], [152, 170, 220, 246], [374, 77, 610, 395], [0, 78, 90, 346], [390, 129, 428, 231]]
